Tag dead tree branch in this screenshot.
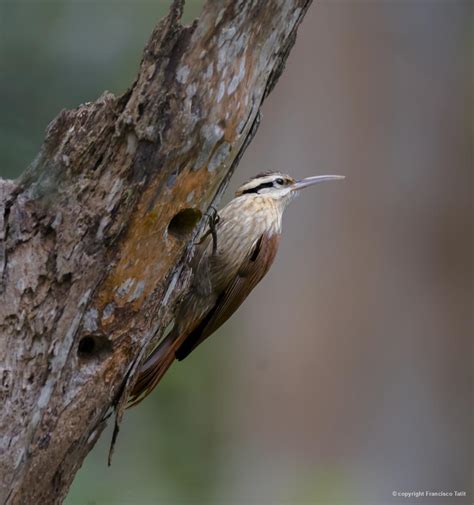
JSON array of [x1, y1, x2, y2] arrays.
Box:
[[0, 0, 312, 503]]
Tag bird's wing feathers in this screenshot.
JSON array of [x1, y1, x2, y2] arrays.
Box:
[[128, 231, 280, 406], [175, 231, 280, 360]]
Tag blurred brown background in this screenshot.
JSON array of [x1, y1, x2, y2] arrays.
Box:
[[1, 1, 471, 504]]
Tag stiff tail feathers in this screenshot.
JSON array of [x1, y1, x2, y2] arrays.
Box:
[[127, 336, 176, 408]]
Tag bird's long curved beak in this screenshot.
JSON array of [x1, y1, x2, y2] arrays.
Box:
[[292, 175, 345, 191]]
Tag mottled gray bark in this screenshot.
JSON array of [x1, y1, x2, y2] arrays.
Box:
[[0, 0, 312, 503]]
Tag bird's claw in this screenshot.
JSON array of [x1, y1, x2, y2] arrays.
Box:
[[207, 206, 220, 255], [194, 206, 220, 253]]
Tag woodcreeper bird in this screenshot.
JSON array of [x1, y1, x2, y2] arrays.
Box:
[[129, 171, 344, 406]]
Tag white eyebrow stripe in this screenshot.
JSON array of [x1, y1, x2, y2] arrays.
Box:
[[239, 175, 279, 192]]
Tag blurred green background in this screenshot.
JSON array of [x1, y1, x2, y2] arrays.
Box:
[[1, 1, 472, 504]]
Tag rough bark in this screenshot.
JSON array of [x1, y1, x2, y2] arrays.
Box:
[[0, 0, 312, 503]]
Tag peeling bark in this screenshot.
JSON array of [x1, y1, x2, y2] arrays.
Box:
[[0, 1, 312, 503]]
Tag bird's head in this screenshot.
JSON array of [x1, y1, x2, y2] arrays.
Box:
[[235, 171, 344, 210]]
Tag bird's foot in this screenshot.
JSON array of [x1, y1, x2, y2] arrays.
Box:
[[207, 206, 220, 254]]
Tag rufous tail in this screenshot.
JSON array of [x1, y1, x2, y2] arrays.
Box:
[[127, 335, 176, 408]]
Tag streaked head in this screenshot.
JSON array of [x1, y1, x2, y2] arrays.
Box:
[[235, 171, 344, 208]]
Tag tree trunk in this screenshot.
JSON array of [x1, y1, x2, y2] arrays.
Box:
[[0, 1, 312, 503]]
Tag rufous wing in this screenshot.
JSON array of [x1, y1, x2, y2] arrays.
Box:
[[175, 231, 281, 360]]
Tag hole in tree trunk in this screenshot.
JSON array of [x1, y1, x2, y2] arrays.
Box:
[[78, 334, 113, 361], [168, 208, 202, 239]]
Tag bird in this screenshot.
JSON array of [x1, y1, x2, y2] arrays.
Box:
[[128, 171, 344, 407]]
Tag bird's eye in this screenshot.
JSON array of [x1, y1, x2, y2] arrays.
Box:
[[275, 178, 285, 185]]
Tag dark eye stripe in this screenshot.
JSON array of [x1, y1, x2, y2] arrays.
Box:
[[241, 181, 274, 195]]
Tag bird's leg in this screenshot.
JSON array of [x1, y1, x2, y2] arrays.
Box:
[[207, 205, 220, 255], [195, 206, 220, 254]]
